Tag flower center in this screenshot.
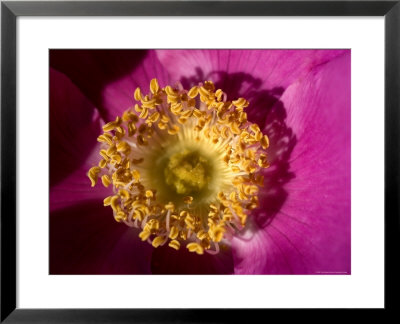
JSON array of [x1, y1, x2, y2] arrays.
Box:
[[88, 79, 270, 255], [164, 149, 210, 196]]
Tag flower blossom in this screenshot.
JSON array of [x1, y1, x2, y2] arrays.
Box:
[[50, 49, 350, 274]]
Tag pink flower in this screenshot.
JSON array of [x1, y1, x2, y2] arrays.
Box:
[[50, 49, 350, 274]]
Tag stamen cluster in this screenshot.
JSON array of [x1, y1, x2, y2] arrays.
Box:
[[88, 79, 270, 254]]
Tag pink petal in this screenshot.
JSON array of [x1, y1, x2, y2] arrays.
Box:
[[232, 51, 351, 274], [50, 68, 110, 211], [50, 201, 153, 274], [100, 51, 171, 119], [156, 49, 347, 97]]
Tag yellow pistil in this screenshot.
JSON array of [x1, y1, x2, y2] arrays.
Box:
[[88, 78, 270, 255], [164, 150, 210, 196]]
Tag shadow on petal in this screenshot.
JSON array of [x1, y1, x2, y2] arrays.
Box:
[[151, 243, 234, 274], [50, 49, 148, 117], [50, 68, 104, 187], [50, 200, 153, 274]]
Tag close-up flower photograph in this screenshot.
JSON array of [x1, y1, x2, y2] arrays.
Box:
[[2, 0, 397, 321], [49, 49, 351, 275]]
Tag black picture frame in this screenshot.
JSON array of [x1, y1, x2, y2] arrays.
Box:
[[1, 0, 399, 322]]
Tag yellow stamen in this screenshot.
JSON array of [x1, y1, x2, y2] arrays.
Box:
[[88, 166, 101, 187], [260, 134, 270, 149], [134, 88, 143, 101], [150, 78, 160, 94], [139, 230, 151, 241], [101, 174, 111, 187], [168, 240, 180, 250], [152, 235, 165, 248], [145, 190, 154, 198], [187, 86, 198, 98], [186, 242, 204, 255], [167, 125, 180, 135], [183, 196, 193, 204]]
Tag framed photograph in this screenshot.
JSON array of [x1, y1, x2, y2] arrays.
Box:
[[1, 0, 398, 321]]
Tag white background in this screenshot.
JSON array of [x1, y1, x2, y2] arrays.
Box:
[[17, 17, 384, 308]]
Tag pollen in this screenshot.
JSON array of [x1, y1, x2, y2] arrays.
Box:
[[88, 79, 270, 255]]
